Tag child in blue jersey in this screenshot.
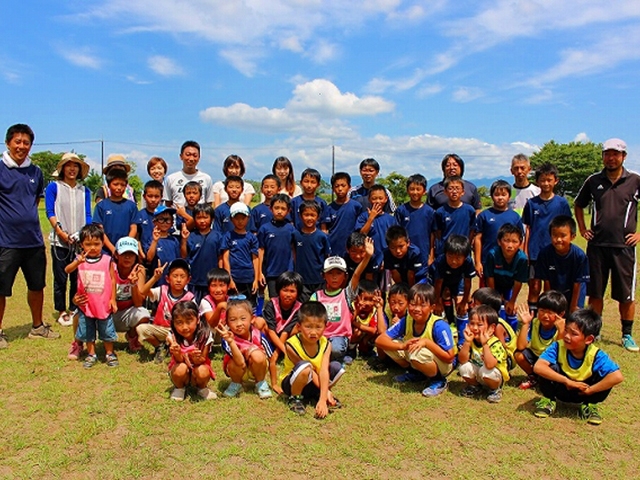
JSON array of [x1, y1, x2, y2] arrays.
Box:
[[323, 172, 362, 258], [199, 268, 230, 329], [181, 203, 222, 304], [343, 231, 381, 283], [430, 235, 475, 345], [222, 202, 259, 306], [293, 200, 332, 301], [175, 181, 200, 232], [251, 174, 280, 233], [375, 283, 456, 397], [146, 205, 182, 285], [93, 168, 138, 255], [458, 305, 510, 403], [395, 174, 436, 267], [280, 301, 345, 418], [137, 180, 163, 261], [257, 194, 295, 298], [523, 162, 572, 315], [290, 168, 327, 231], [434, 176, 476, 256], [485, 223, 529, 331], [217, 298, 275, 399], [515, 290, 567, 390], [533, 309, 623, 425], [384, 225, 426, 286], [214, 175, 247, 234], [472, 179, 524, 281], [535, 215, 589, 315], [356, 184, 397, 271]]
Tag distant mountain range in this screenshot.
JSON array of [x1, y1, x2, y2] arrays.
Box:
[[465, 176, 512, 188]]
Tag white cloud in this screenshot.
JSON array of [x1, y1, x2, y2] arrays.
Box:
[[57, 46, 102, 69], [574, 132, 590, 143], [200, 79, 393, 137], [147, 55, 184, 76], [365, 69, 426, 94], [523, 89, 554, 104], [126, 75, 152, 85], [417, 84, 443, 98], [452, 87, 484, 103], [219, 48, 262, 78], [72, 1, 441, 75]]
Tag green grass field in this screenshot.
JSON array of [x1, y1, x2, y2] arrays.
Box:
[[0, 209, 638, 479]]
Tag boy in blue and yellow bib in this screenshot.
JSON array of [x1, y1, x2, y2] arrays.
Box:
[[533, 308, 623, 425], [375, 283, 456, 397], [515, 290, 567, 390], [280, 301, 345, 419]]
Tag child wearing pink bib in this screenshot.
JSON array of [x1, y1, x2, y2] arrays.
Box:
[[65, 224, 118, 369]]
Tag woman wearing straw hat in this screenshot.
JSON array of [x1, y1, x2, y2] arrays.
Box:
[[95, 154, 137, 204], [45, 152, 92, 326]]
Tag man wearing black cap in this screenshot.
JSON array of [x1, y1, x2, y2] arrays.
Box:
[[575, 138, 640, 352]]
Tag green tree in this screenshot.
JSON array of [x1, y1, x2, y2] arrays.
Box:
[[529, 140, 602, 197], [83, 170, 103, 194], [31, 151, 66, 178], [378, 171, 409, 205], [477, 185, 492, 208]]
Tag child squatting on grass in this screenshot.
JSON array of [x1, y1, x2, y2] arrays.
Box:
[[280, 301, 345, 418], [168, 301, 217, 401]]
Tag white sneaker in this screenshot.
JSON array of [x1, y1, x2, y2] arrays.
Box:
[[170, 387, 186, 401], [197, 387, 218, 400], [57, 312, 73, 327]]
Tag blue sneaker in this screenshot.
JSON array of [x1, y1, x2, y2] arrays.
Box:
[[422, 378, 448, 397], [622, 334, 639, 352], [343, 355, 354, 365], [223, 382, 243, 398], [393, 370, 426, 383]]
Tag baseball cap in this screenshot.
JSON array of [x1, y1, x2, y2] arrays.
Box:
[[154, 204, 176, 217], [230, 202, 250, 217], [168, 258, 190, 274], [115, 237, 139, 255], [602, 138, 627, 152], [323, 256, 347, 273]]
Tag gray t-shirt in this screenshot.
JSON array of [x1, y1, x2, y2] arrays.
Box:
[[163, 170, 214, 207]]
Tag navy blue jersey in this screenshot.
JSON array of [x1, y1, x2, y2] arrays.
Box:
[[342, 253, 382, 284], [136, 208, 156, 252], [289, 195, 328, 231], [484, 246, 529, 296], [323, 199, 362, 258], [186, 230, 223, 287], [214, 202, 255, 235], [435, 203, 476, 256], [258, 220, 295, 278], [428, 179, 481, 210], [250, 203, 273, 233], [395, 202, 437, 267], [0, 162, 44, 248], [535, 244, 589, 300], [473, 208, 524, 264], [429, 253, 476, 290], [93, 198, 138, 250], [149, 236, 181, 285], [522, 195, 571, 261], [355, 211, 397, 270], [384, 244, 427, 284], [293, 229, 331, 285], [222, 230, 259, 284]]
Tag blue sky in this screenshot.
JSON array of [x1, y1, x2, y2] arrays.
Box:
[[3, 1, 640, 183]]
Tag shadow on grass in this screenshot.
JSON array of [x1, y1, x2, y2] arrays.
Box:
[[3, 323, 35, 341], [516, 396, 583, 420]]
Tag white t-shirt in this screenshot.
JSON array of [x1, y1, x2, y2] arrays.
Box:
[[163, 170, 214, 207], [212, 180, 256, 205]]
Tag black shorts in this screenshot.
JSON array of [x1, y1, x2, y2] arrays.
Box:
[[519, 347, 539, 368], [587, 245, 636, 303], [0, 246, 46, 296]]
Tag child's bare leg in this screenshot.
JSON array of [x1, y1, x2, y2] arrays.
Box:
[[226, 361, 248, 384], [252, 316, 267, 332], [268, 352, 283, 394], [86, 341, 96, 356], [103, 341, 114, 356], [170, 363, 190, 388], [248, 349, 267, 382], [482, 377, 501, 390], [515, 351, 534, 375], [192, 365, 211, 389]]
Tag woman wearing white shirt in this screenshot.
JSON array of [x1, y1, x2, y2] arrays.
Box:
[[212, 154, 255, 207]]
